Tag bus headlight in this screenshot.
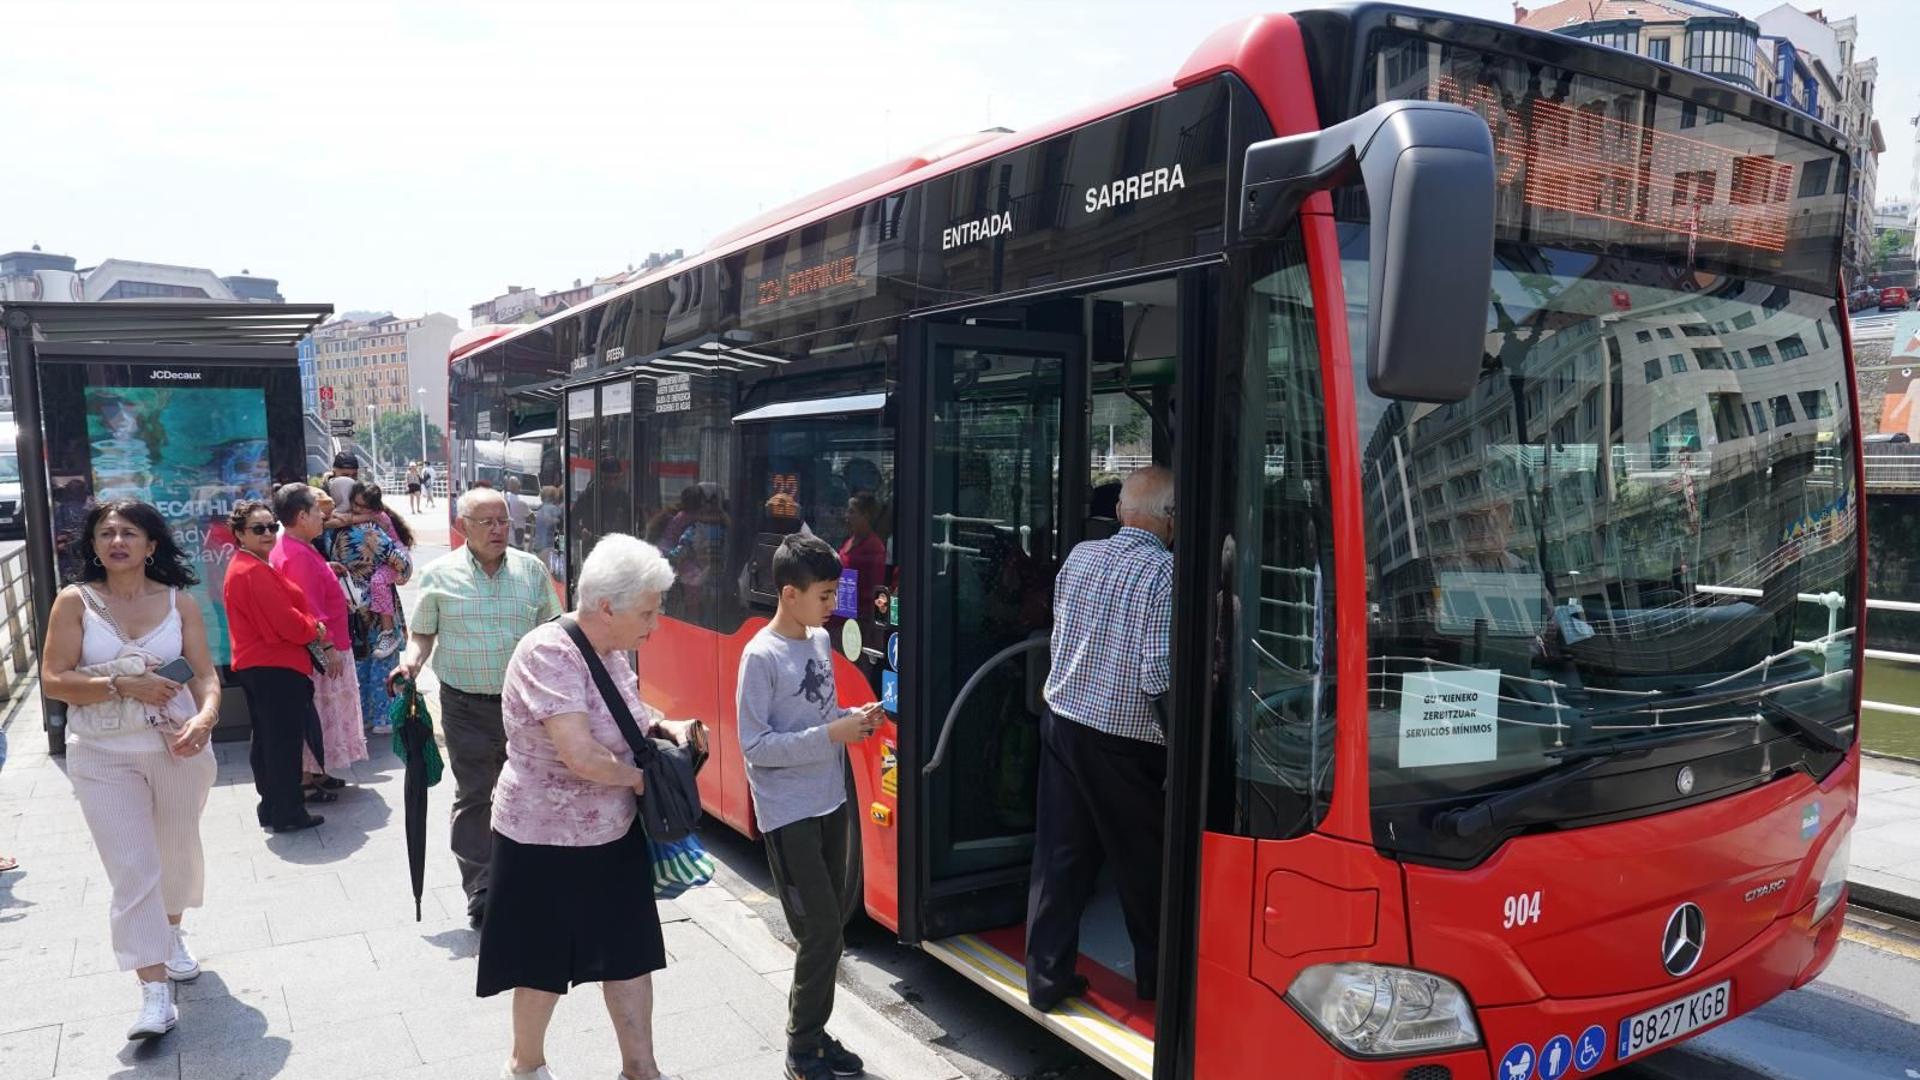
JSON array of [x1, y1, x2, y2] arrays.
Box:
[[1813, 832, 1851, 923], [1286, 962, 1480, 1056]]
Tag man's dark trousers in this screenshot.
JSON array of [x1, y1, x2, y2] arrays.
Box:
[[1025, 711, 1167, 1008], [440, 685, 507, 917], [764, 803, 853, 1055]]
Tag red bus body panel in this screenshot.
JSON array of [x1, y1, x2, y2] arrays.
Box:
[[639, 617, 902, 930], [1404, 756, 1857, 1006]]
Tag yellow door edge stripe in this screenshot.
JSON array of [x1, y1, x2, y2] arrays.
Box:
[[926, 935, 1155, 1077]]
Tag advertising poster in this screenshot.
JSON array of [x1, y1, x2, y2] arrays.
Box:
[[1881, 312, 1920, 440], [83, 385, 272, 665]]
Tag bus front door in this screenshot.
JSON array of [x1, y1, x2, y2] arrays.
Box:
[[911, 325, 1082, 941]]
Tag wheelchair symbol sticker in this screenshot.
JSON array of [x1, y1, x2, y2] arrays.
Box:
[[1574, 1026, 1606, 1072]]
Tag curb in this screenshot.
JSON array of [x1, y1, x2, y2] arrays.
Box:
[[1848, 877, 1920, 923]]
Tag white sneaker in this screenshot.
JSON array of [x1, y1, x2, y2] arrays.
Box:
[[373, 629, 402, 659], [499, 1065, 559, 1079], [127, 979, 177, 1040], [166, 926, 199, 982]]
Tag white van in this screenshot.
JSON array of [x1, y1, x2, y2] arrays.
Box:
[[0, 419, 21, 540]]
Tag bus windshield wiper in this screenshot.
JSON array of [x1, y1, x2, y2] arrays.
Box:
[[1756, 695, 1852, 753], [1435, 721, 1750, 840]]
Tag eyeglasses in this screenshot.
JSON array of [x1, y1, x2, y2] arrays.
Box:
[[463, 517, 510, 531], [244, 522, 281, 536]]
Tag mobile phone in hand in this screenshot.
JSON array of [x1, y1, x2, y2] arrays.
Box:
[[152, 656, 195, 684]]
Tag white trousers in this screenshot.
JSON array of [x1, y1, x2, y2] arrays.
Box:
[[67, 741, 216, 971]]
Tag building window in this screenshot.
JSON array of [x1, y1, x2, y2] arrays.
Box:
[[1748, 343, 1774, 366], [1777, 334, 1809, 360], [1798, 158, 1832, 199], [1644, 358, 1664, 382], [1669, 353, 1688, 374], [1648, 37, 1671, 62]]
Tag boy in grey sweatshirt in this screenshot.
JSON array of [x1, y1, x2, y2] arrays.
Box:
[[736, 534, 881, 1080]]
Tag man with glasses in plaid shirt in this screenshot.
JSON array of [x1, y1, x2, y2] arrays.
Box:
[[1025, 465, 1176, 1013], [391, 487, 561, 928]]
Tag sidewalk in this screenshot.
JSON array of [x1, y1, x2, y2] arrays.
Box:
[[0, 507, 960, 1080], [1855, 756, 1920, 918]]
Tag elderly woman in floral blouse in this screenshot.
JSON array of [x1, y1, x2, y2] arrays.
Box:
[[476, 534, 702, 1080]]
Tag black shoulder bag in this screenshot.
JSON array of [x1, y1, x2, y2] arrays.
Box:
[[558, 616, 707, 842]]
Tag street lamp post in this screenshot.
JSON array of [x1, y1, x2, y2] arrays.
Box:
[[415, 386, 429, 465], [369, 403, 379, 482]]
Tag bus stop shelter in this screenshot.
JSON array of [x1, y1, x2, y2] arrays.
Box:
[[2, 301, 332, 752]]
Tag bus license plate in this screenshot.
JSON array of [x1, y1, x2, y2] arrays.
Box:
[[1617, 981, 1730, 1061]]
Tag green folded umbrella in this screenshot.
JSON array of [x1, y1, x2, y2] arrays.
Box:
[[389, 678, 443, 920]]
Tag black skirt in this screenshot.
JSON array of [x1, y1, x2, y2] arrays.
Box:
[[475, 821, 666, 997]]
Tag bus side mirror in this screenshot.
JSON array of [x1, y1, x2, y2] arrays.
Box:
[[1241, 101, 1496, 403]]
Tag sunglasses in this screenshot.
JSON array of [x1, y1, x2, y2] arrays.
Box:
[[243, 522, 281, 536]]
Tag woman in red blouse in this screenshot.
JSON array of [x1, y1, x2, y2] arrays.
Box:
[[222, 492, 330, 833]]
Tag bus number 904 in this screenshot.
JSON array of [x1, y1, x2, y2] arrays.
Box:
[[1503, 891, 1542, 929]]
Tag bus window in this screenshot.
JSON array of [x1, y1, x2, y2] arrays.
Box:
[[636, 373, 737, 632], [1222, 234, 1339, 839], [737, 408, 895, 620], [1088, 283, 1177, 538]]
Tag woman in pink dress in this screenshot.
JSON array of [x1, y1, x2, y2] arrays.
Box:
[[269, 484, 367, 788]]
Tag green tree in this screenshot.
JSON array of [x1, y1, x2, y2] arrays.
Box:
[[1873, 228, 1910, 273], [370, 409, 444, 469]]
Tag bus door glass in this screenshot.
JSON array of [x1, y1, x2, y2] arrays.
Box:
[[919, 325, 1081, 931], [564, 386, 597, 590]]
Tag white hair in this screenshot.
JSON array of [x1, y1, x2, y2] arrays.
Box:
[[457, 486, 507, 519], [1118, 465, 1175, 520], [577, 533, 675, 613]]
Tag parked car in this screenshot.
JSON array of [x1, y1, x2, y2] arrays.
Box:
[[1880, 286, 1912, 311], [1851, 288, 1880, 312], [1864, 432, 1913, 444]]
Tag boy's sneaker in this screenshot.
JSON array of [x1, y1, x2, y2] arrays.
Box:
[[127, 979, 177, 1040], [165, 926, 199, 982], [373, 630, 401, 659], [783, 1051, 834, 1080], [786, 1038, 863, 1079], [370, 723, 393, 736], [498, 1065, 559, 1079], [820, 1035, 864, 1076]]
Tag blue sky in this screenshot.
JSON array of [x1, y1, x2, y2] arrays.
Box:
[[2, 0, 1912, 323]]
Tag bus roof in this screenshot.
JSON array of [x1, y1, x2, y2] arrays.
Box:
[[452, 4, 1851, 369], [450, 12, 1320, 367]]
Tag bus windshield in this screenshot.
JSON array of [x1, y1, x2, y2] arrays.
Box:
[[1344, 32, 1857, 854]]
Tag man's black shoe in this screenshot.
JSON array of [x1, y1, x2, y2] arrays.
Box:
[[467, 890, 488, 930], [1028, 974, 1089, 1013], [820, 1034, 864, 1076], [272, 815, 324, 833], [783, 1049, 836, 1080]]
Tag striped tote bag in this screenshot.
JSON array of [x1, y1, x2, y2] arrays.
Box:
[[652, 833, 716, 899]]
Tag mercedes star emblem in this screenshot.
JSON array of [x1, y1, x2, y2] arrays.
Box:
[[1676, 766, 1696, 796], [1662, 903, 1706, 977]]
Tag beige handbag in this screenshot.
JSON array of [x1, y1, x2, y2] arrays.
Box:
[[66, 655, 153, 738], [69, 586, 195, 737]]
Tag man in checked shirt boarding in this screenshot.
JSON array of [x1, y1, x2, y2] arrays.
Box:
[[1024, 466, 1175, 1012]]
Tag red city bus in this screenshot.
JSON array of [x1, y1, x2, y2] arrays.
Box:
[[447, 6, 1864, 1077]]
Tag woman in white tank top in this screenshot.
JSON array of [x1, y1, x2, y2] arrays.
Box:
[[40, 500, 222, 1042]]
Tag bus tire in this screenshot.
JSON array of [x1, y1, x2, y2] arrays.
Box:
[[841, 759, 865, 927]]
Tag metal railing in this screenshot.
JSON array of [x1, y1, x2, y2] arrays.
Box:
[[0, 544, 37, 699]]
